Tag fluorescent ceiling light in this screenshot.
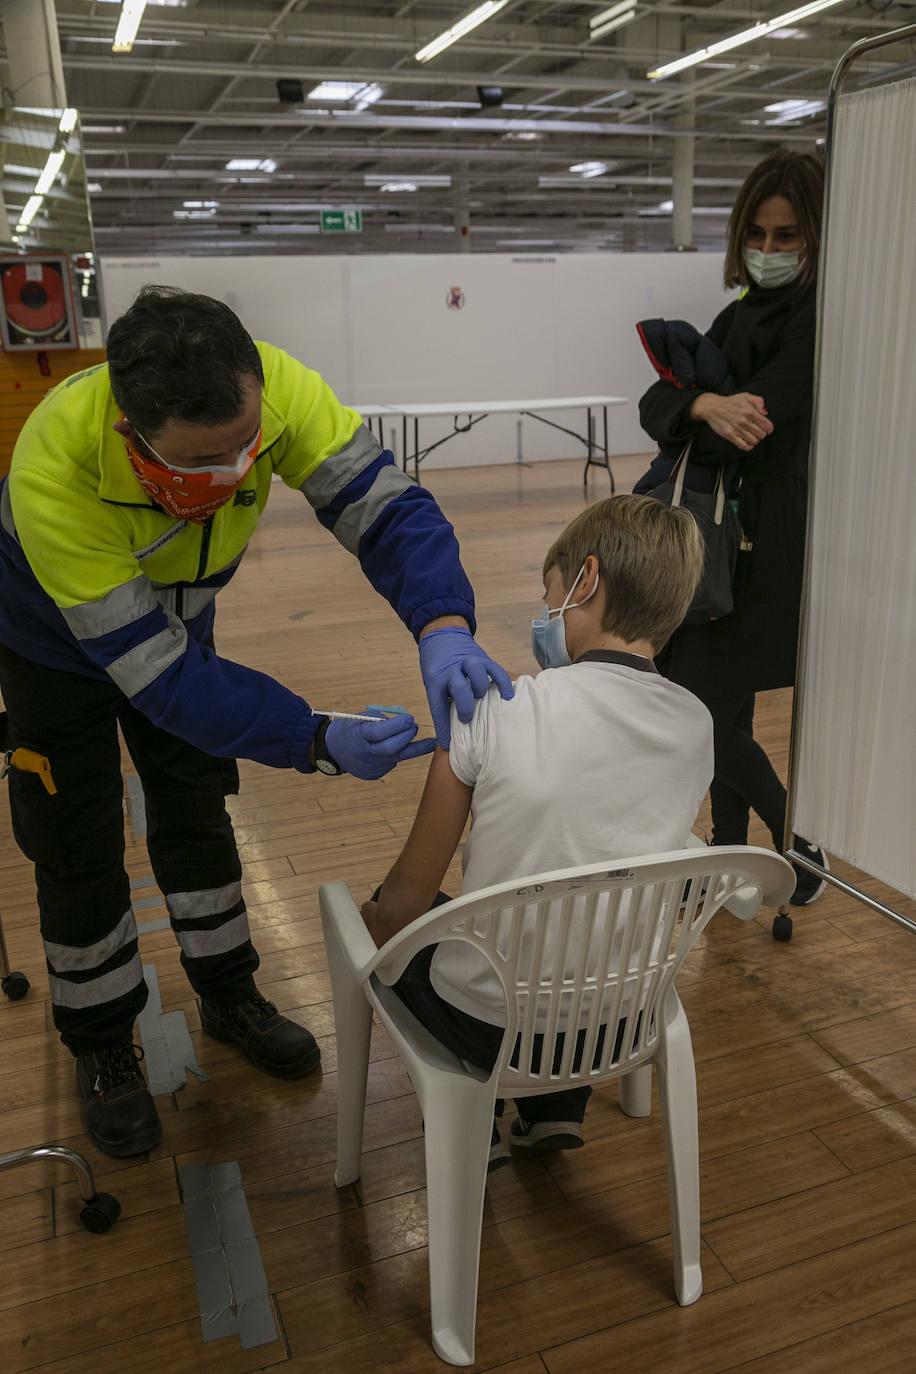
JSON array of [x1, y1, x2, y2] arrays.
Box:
[[307, 82, 366, 101], [225, 158, 277, 172], [763, 98, 826, 123], [112, 0, 149, 54], [570, 161, 609, 178], [17, 194, 44, 231], [183, 200, 219, 208], [379, 181, 418, 192], [34, 147, 67, 197], [503, 130, 542, 141], [58, 108, 79, 134], [590, 0, 637, 40], [87, 182, 103, 193], [353, 84, 384, 112], [81, 124, 126, 133], [648, 0, 847, 79], [415, 1, 509, 63], [364, 174, 451, 187]]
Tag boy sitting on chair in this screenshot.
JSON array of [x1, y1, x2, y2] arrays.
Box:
[[361, 494, 713, 1165]]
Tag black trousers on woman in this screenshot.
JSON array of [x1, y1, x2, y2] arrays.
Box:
[[704, 693, 787, 848]]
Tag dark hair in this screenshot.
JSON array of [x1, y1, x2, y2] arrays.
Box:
[[106, 285, 265, 437], [724, 149, 824, 289], [543, 493, 705, 652]]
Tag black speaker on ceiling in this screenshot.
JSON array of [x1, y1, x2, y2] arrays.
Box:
[[277, 78, 304, 104], [476, 86, 503, 108]]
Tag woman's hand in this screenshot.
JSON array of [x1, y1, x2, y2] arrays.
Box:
[[690, 392, 774, 451]]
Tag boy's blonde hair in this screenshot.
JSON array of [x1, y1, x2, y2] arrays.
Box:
[[542, 494, 705, 651]]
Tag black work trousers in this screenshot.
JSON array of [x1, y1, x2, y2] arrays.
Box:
[[704, 693, 787, 848], [0, 641, 259, 1055]]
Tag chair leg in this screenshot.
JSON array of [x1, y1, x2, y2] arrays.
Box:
[[655, 998, 702, 1306], [620, 1063, 652, 1117], [419, 1074, 496, 1366], [322, 924, 373, 1188]]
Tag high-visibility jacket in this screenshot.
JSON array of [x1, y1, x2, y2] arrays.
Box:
[[0, 342, 474, 771]]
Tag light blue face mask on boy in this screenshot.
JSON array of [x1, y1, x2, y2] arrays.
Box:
[[531, 563, 597, 670]]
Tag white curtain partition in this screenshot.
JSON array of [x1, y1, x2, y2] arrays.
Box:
[[791, 76, 916, 900]]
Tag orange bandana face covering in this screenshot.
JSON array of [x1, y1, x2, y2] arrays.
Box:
[[123, 427, 261, 524]]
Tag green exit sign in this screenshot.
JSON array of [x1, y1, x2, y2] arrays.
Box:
[[320, 209, 362, 233]]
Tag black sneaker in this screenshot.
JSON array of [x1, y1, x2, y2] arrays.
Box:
[[790, 837, 830, 907], [76, 1041, 162, 1158], [509, 1118, 585, 1152], [198, 989, 321, 1079]]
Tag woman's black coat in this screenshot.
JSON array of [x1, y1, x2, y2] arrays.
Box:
[[636, 279, 817, 700]]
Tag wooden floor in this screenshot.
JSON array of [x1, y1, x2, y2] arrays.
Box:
[[2, 455, 916, 1374]]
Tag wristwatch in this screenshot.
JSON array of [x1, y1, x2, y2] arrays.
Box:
[[312, 717, 342, 776]]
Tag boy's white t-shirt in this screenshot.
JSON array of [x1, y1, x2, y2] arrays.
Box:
[[431, 655, 714, 1025]]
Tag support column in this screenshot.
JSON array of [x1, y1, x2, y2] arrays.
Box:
[[671, 75, 695, 251], [0, 0, 68, 107], [453, 162, 471, 253], [0, 184, 11, 244]]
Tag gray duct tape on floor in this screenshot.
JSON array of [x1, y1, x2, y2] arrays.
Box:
[[125, 774, 148, 838], [133, 895, 164, 911], [181, 1161, 278, 1349], [130, 875, 170, 932], [137, 963, 210, 1093]]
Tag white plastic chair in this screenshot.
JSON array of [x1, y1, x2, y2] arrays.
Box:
[[320, 845, 794, 1366]]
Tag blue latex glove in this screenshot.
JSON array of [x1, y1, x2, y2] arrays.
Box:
[[419, 626, 514, 749], [324, 711, 435, 781]]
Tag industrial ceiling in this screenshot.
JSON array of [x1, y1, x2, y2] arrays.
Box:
[[4, 0, 916, 255]]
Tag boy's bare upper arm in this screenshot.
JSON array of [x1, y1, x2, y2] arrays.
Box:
[[394, 747, 473, 894], [372, 747, 473, 941]]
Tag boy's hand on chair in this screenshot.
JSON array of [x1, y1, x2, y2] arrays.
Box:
[[360, 898, 389, 948]]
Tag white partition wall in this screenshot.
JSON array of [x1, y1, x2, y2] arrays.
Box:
[[100, 251, 729, 466], [789, 63, 916, 905]]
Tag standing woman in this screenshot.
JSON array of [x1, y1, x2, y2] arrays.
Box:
[[635, 149, 825, 904]]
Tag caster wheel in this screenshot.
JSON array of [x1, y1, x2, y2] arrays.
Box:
[[79, 1192, 121, 1234], [1, 971, 30, 1000], [772, 914, 793, 942]]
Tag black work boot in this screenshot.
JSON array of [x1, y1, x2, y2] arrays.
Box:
[[198, 988, 321, 1079], [76, 1041, 162, 1157]]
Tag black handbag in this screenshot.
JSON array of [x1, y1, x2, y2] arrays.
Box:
[[647, 441, 742, 624]]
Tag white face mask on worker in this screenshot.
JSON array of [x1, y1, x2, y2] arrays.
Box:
[[744, 248, 801, 290]]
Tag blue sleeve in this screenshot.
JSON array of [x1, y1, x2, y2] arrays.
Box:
[[359, 485, 476, 638], [315, 452, 477, 638], [83, 610, 318, 771]]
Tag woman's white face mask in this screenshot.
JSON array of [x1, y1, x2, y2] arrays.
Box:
[[530, 563, 597, 669], [743, 247, 802, 290]]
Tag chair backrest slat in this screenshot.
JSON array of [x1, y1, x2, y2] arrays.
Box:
[[371, 849, 795, 1094]]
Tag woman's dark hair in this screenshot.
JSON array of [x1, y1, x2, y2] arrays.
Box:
[[106, 285, 265, 437], [724, 149, 824, 290]]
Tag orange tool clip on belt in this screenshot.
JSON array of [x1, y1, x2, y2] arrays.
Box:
[[0, 748, 57, 795]]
